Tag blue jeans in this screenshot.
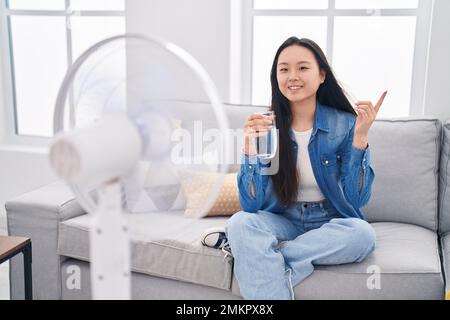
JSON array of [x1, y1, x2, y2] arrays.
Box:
[[225, 199, 376, 300]]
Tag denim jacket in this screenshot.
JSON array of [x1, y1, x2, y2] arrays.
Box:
[[237, 100, 375, 220]]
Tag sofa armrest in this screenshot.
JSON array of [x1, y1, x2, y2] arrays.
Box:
[[440, 120, 450, 236], [441, 234, 450, 300], [5, 181, 86, 299]]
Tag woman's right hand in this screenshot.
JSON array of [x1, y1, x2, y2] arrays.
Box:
[[243, 112, 275, 156]]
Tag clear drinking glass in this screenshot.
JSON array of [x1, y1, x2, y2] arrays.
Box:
[[255, 110, 277, 159]]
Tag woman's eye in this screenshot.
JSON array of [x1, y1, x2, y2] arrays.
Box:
[[280, 68, 287, 72], [300, 67, 308, 70]]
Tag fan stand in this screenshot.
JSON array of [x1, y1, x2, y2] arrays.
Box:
[[90, 180, 131, 299]]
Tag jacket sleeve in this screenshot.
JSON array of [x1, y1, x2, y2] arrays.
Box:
[[237, 153, 271, 213], [339, 120, 375, 208]]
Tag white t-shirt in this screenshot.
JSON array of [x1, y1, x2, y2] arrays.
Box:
[[293, 127, 326, 202]]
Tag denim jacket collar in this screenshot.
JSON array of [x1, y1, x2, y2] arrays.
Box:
[[288, 100, 330, 141]]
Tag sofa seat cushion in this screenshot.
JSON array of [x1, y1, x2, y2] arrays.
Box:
[[57, 211, 233, 290], [236, 222, 444, 299]]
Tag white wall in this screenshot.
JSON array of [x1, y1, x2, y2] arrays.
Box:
[[423, 0, 450, 121], [0, 148, 57, 233], [126, 0, 232, 103]]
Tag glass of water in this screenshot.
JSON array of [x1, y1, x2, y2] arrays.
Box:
[[255, 111, 277, 160]]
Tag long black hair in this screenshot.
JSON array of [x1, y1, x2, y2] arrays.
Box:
[[270, 36, 356, 207]]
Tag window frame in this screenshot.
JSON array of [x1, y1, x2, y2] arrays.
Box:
[[0, 0, 125, 146], [234, 0, 433, 116]]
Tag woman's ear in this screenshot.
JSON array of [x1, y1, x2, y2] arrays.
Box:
[[320, 70, 326, 84]]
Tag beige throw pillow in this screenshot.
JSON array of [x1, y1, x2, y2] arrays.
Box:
[[178, 170, 242, 217]]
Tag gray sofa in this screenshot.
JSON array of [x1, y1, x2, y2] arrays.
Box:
[[5, 103, 450, 300]]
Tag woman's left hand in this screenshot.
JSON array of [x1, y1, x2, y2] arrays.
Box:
[[353, 91, 388, 148]]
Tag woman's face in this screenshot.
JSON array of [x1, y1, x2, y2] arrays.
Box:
[[276, 45, 325, 104]]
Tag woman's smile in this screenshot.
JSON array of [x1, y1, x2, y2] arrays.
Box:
[[288, 85, 304, 92]]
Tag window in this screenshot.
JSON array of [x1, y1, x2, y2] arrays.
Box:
[[1, 0, 125, 138], [241, 0, 432, 118]]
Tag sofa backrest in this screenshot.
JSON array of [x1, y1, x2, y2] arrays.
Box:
[[440, 120, 450, 235], [363, 118, 441, 231], [223, 103, 443, 231], [223, 102, 269, 129], [223, 103, 268, 171]]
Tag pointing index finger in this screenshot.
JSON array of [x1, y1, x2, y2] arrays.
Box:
[[374, 91, 388, 112]]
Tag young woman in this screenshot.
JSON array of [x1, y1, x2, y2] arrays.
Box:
[[225, 36, 387, 300]]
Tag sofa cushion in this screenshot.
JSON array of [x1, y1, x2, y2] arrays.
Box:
[[439, 120, 450, 235], [57, 211, 233, 290], [363, 119, 441, 231], [232, 222, 445, 299]]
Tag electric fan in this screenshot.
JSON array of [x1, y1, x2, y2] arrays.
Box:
[[49, 34, 232, 299]]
